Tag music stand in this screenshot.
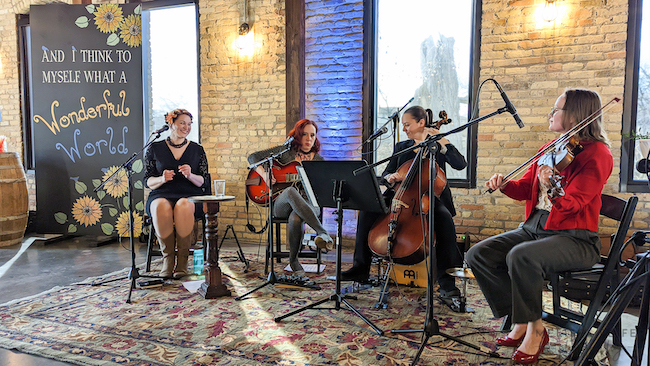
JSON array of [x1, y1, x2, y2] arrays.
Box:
[[274, 160, 387, 335]]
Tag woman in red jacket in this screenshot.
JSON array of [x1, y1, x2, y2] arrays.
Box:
[[466, 89, 613, 364]]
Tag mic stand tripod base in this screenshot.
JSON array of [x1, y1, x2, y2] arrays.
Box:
[[274, 198, 384, 336]]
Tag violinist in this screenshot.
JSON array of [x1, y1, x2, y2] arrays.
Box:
[[342, 106, 467, 300], [466, 89, 613, 364]]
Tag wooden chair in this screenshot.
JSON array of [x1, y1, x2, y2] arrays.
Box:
[[542, 194, 638, 360]]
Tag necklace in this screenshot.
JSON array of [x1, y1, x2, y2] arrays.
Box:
[[167, 137, 188, 148]]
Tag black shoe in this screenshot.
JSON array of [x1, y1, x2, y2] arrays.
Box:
[[439, 287, 461, 300], [340, 266, 370, 282]]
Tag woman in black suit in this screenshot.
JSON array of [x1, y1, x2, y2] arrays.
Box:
[[342, 106, 467, 299]]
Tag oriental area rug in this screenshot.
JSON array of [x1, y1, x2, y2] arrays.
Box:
[[0, 252, 608, 365]]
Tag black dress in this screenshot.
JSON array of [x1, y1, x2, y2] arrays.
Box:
[[144, 140, 209, 219]]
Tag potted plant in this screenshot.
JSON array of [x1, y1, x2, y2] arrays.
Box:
[[627, 131, 650, 159]]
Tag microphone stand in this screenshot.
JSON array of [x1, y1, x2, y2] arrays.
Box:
[[235, 144, 313, 300], [90, 130, 167, 304], [363, 97, 414, 147], [354, 108, 510, 365]]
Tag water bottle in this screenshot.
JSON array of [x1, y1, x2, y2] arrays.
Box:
[[193, 249, 204, 274]]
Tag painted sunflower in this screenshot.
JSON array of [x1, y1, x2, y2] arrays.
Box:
[[102, 166, 128, 199], [115, 210, 143, 237], [94, 4, 124, 34], [119, 14, 142, 48], [71, 195, 102, 227]]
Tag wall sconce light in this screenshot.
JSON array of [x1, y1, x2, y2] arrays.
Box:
[[236, 1, 254, 56], [543, 0, 558, 22]]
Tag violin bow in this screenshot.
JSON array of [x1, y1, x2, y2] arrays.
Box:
[[486, 97, 621, 194]]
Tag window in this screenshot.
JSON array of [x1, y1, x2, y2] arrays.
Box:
[[365, 0, 481, 187], [142, 1, 200, 141], [622, 0, 650, 192]]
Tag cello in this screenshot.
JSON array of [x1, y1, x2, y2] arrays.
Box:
[[367, 140, 447, 265]]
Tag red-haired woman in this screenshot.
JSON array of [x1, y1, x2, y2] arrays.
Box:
[[248, 119, 333, 277], [144, 109, 209, 279]]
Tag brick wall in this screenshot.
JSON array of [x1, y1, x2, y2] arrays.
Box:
[[1, 0, 648, 245], [453, 0, 649, 242], [198, 0, 288, 242]]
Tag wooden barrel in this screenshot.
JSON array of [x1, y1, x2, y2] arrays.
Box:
[[0, 152, 29, 247]]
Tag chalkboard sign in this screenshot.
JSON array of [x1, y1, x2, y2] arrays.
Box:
[[30, 4, 144, 237]]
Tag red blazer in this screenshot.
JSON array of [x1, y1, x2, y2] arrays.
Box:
[[501, 140, 613, 232]]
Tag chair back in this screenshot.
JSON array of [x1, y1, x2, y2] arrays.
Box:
[[600, 194, 638, 265]]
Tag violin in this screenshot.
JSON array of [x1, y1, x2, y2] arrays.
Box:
[[486, 97, 620, 195], [537, 135, 583, 199], [367, 147, 447, 265]]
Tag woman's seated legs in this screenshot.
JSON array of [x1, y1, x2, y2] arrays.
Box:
[[151, 198, 174, 238], [172, 198, 196, 278], [287, 211, 305, 275], [274, 187, 330, 241], [151, 198, 175, 277], [173, 198, 196, 238], [434, 202, 463, 296], [340, 209, 381, 282]]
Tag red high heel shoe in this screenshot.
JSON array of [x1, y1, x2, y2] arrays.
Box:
[[496, 333, 524, 347], [511, 329, 549, 364]]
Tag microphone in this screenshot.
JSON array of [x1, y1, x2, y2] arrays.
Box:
[[637, 159, 650, 174], [367, 126, 388, 143], [283, 136, 294, 147], [494, 81, 525, 128], [152, 125, 169, 135]]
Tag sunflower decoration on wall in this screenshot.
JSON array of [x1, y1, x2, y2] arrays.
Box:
[[93, 4, 123, 34], [120, 14, 142, 48], [54, 159, 145, 237], [115, 210, 143, 238], [71, 195, 102, 227], [102, 165, 128, 199], [75, 4, 142, 48]]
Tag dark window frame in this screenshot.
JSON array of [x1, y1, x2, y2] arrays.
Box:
[[362, 0, 482, 188], [18, 14, 33, 170], [621, 0, 650, 193]]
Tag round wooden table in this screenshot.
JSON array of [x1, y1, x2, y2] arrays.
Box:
[[188, 195, 235, 299]]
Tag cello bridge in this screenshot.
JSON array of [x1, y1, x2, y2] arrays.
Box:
[[392, 199, 409, 210]]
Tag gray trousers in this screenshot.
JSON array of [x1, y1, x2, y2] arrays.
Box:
[[466, 210, 601, 323], [273, 187, 326, 267]]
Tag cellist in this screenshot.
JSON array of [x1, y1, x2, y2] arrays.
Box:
[[466, 89, 613, 364], [341, 106, 467, 301]]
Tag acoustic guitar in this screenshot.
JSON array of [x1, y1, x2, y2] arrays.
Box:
[[245, 161, 301, 205]]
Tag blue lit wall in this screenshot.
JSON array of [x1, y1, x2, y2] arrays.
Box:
[[305, 0, 364, 236]]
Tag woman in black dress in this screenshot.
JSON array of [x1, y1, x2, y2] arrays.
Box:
[[144, 108, 209, 278]]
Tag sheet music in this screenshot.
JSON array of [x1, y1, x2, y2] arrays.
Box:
[[296, 165, 319, 207]]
